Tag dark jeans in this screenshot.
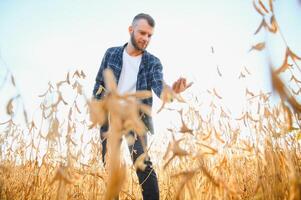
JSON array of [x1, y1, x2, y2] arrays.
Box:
[[100, 124, 159, 200]]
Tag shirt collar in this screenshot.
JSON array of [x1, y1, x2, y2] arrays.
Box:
[[123, 43, 148, 68]]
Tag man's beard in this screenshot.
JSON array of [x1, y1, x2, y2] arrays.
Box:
[[130, 32, 146, 51]]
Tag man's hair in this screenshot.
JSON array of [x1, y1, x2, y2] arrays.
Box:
[[132, 13, 155, 27]]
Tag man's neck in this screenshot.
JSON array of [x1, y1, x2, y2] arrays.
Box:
[[126, 42, 143, 57]]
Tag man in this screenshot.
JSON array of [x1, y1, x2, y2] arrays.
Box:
[[93, 13, 191, 200]]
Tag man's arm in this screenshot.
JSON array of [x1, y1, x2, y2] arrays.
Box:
[[150, 58, 164, 98], [93, 49, 109, 100], [151, 58, 192, 101]]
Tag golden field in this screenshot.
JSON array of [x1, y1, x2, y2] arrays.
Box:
[[1, 1, 301, 199]]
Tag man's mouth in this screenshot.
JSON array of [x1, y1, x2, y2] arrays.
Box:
[[139, 42, 147, 48]]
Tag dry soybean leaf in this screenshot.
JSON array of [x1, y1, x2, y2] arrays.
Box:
[[290, 75, 301, 84], [213, 88, 222, 99], [6, 98, 14, 115], [216, 66, 222, 77], [238, 72, 246, 79], [287, 95, 301, 113], [48, 81, 54, 90], [66, 72, 70, 84], [103, 68, 117, 93], [179, 110, 193, 134], [246, 88, 255, 97], [50, 165, 73, 185], [202, 130, 212, 141], [59, 92, 68, 105], [169, 137, 189, 156], [249, 42, 265, 52], [125, 134, 136, 146], [56, 80, 66, 88], [105, 163, 126, 200], [77, 84, 83, 95], [268, 15, 278, 33], [23, 110, 29, 124], [275, 49, 292, 74], [199, 142, 218, 154], [289, 48, 301, 61], [125, 90, 152, 99], [172, 170, 197, 199], [263, 107, 271, 119], [163, 136, 189, 169], [72, 81, 78, 90], [88, 99, 107, 127], [47, 118, 60, 140], [180, 122, 193, 135], [157, 85, 173, 113], [272, 69, 288, 98], [214, 129, 225, 143], [269, 0, 274, 12], [292, 88, 301, 95], [259, 0, 269, 14], [283, 104, 293, 131], [139, 104, 152, 116], [254, 19, 267, 35], [80, 70, 86, 79], [272, 70, 301, 113], [73, 70, 81, 78], [75, 102, 81, 114], [247, 112, 259, 122], [68, 108, 72, 121], [244, 66, 251, 75], [220, 107, 230, 118], [253, 0, 265, 16], [296, 131, 301, 140], [11, 75, 16, 86]]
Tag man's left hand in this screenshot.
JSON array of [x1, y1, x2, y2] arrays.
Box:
[[172, 78, 193, 94]]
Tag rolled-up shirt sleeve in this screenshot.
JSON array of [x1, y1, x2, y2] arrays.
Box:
[[151, 58, 164, 98], [93, 50, 109, 99]]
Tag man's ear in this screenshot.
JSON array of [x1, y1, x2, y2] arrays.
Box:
[[128, 26, 133, 34]]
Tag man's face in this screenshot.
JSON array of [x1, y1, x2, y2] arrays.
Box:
[[129, 19, 154, 51]]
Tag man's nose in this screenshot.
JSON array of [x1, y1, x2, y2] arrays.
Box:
[[142, 35, 149, 42]]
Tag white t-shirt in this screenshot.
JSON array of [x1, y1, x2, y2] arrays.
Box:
[[117, 49, 142, 94]]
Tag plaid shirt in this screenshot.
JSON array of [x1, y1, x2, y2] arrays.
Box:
[[93, 43, 164, 134]]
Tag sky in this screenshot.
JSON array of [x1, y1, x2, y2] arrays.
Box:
[[0, 1, 301, 147]]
